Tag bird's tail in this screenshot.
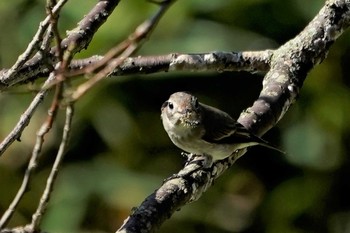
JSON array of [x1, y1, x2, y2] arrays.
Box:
[[253, 134, 285, 154]]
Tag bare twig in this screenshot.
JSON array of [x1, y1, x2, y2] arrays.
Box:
[[28, 104, 74, 231], [0, 68, 67, 230], [0, 0, 121, 89], [0, 74, 57, 157], [0, 73, 59, 229], [0, 0, 117, 226], [46, 2, 63, 62], [0, 0, 68, 87], [25, 2, 75, 228], [0, 0, 68, 224], [68, 0, 176, 101]]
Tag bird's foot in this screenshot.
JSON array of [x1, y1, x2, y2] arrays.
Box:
[[181, 152, 194, 160], [181, 152, 211, 167]]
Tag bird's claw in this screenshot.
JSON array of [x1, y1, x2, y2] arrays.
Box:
[[181, 152, 192, 158]]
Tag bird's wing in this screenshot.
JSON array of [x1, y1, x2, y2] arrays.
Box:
[[200, 103, 266, 145], [201, 104, 284, 153], [199, 103, 239, 142], [203, 121, 261, 145]]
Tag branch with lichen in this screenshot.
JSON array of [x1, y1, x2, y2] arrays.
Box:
[[116, 1, 350, 232], [1, 0, 350, 233]]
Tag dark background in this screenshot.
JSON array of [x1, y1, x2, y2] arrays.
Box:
[[1, 0, 350, 232]]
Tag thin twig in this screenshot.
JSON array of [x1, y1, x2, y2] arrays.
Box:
[[0, 60, 66, 230], [28, 104, 74, 231], [1, 0, 68, 83], [40, 23, 54, 53], [0, 74, 57, 157], [0, 0, 71, 158], [46, 2, 63, 62], [0, 0, 66, 223], [0, 74, 59, 229], [75, 0, 175, 75], [69, 0, 175, 101], [27, 2, 74, 228], [0, 0, 121, 89], [26, 3, 74, 229]]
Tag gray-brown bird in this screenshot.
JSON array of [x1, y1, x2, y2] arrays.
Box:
[[161, 92, 283, 166]]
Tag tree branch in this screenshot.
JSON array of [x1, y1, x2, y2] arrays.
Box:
[[0, 0, 121, 89], [116, 0, 350, 232], [0, 50, 273, 87], [0, 73, 57, 157], [1, 0, 350, 233], [28, 104, 74, 231], [0, 0, 68, 88], [67, 0, 175, 102], [68, 50, 273, 77], [238, 0, 350, 135]]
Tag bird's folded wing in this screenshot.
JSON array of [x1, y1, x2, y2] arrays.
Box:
[[202, 121, 260, 145]]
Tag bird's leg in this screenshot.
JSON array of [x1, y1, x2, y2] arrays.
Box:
[[181, 152, 211, 167], [181, 152, 195, 161], [183, 153, 198, 166]]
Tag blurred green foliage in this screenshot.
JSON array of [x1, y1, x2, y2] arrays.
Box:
[[1, 0, 350, 232]]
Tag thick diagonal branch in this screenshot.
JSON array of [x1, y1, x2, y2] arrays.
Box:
[[238, 0, 350, 135], [116, 0, 350, 232]]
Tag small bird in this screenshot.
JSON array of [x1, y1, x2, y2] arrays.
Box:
[[160, 92, 283, 167]]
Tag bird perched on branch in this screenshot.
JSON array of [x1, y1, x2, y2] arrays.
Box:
[[160, 91, 283, 167]]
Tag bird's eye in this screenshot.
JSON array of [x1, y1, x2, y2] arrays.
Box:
[[168, 102, 174, 110]]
